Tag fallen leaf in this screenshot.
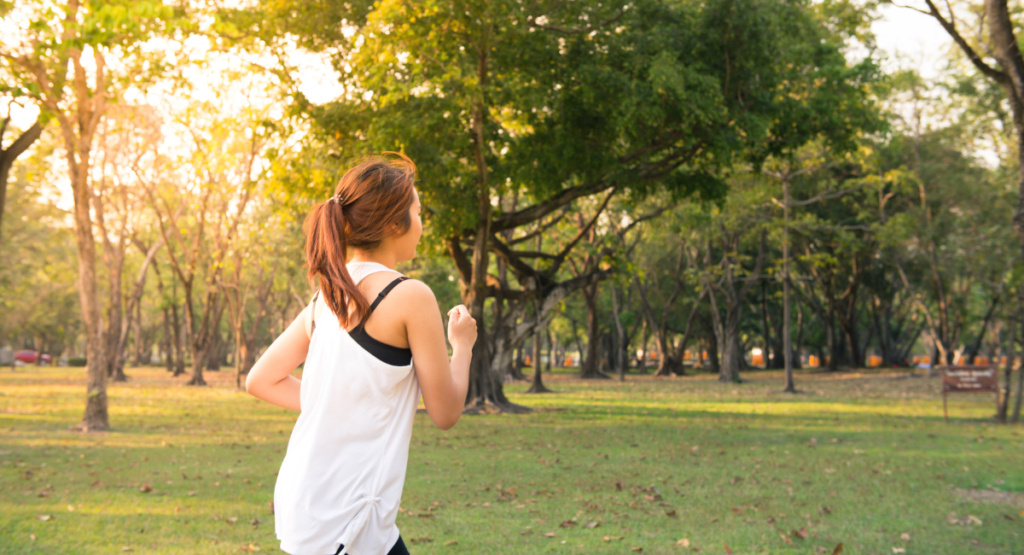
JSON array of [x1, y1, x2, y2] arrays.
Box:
[[37, 515, 52, 521], [585, 521, 600, 529], [520, 530, 533, 536], [900, 533, 909, 541], [615, 480, 624, 491], [724, 544, 734, 554], [250, 518, 261, 526], [122, 548, 132, 552], [832, 543, 844, 555], [967, 515, 983, 526], [946, 512, 959, 525], [188, 491, 196, 497], [603, 535, 623, 541], [226, 517, 238, 524], [30, 535, 36, 541], [544, 532, 556, 538], [139, 484, 152, 493], [559, 520, 577, 528], [444, 540, 458, 546], [780, 534, 793, 546], [67, 505, 75, 512], [409, 537, 433, 544], [631, 548, 643, 553], [793, 527, 808, 540], [269, 501, 274, 514], [891, 548, 905, 554], [239, 543, 259, 552], [677, 538, 690, 547], [665, 509, 677, 517]]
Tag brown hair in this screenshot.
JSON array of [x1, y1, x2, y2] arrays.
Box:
[[304, 153, 417, 328]]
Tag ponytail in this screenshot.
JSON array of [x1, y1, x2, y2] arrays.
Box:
[[303, 153, 417, 328], [304, 200, 369, 328]]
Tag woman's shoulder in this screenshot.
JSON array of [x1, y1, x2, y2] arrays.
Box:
[[390, 277, 436, 305]]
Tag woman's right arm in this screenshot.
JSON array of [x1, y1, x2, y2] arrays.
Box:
[[402, 281, 476, 430], [245, 308, 310, 411]]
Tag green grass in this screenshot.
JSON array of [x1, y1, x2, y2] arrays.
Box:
[[2, 365, 1023, 554]]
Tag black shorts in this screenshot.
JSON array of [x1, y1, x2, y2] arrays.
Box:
[[332, 535, 409, 555]]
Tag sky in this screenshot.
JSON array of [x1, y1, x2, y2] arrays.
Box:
[[872, 2, 954, 79]]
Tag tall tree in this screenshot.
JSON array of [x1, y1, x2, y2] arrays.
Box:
[[250, 0, 878, 408], [1, 0, 183, 430]]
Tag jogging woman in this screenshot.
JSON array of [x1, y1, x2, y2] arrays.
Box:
[[246, 154, 477, 555]]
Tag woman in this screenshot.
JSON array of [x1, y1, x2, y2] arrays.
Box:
[[245, 153, 477, 555]]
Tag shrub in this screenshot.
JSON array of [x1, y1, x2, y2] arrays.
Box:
[[68, 357, 87, 367]]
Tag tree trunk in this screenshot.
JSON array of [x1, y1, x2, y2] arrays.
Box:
[[580, 282, 607, 379], [999, 311, 1016, 422], [72, 158, 108, 431], [162, 306, 173, 372], [526, 313, 552, 393], [0, 120, 43, 247], [966, 294, 1001, 364], [610, 284, 627, 381]]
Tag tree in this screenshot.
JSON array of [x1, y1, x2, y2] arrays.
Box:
[[1, 0, 184, 430], [139, 107, 267, 386], [910, 0, 1024, 316], [252, 0, 878, 408]]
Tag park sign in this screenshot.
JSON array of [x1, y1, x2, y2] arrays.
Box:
[[938, 365, 999, 423]]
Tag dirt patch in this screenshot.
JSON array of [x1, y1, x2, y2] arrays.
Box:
[[954, 488, 1024, 508]]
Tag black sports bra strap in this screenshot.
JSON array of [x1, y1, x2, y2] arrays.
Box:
[[367, 276, 409, 314], [310, 290, 320, 334]]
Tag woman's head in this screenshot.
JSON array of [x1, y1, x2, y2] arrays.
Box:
[[304, 153, 420, 326]]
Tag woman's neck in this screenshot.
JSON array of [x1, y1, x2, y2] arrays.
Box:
[[347, 250, 397, 270]]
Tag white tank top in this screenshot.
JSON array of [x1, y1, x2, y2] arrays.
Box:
[[275, 262, 419, 555]]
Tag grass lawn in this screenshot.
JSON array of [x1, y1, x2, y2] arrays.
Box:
[[2, 365, 1023, 554]]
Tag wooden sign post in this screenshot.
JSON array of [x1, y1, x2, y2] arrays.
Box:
[[938, 365, 999, 423]]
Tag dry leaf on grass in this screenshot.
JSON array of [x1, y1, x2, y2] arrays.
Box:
[[603, 535, 623, 541], [676, 538, 690, 547], [585, 521, 600, 529], [723, 544, 734, 554], [444, 540, 458, 546], [37, 515, 52, 521], [832, 543, 844, 555], [139, 484, 152, 493], [631, 548, 643, 553], [793, 527, 809, 540], [544, 532, 557, 538], [900, 533, 909, 541], [239, 542, 259, 552]]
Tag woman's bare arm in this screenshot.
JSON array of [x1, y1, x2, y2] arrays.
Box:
[[244, 308, 310, 411], [401, 280, 476, 430]]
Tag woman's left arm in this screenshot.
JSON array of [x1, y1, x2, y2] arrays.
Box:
[[245, 308, 310, 411]]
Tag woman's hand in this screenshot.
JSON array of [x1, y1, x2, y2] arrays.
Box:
[[446, 305, 477, 353]]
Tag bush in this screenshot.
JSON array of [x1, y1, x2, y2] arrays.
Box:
[[68, 357, 87, 367]]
